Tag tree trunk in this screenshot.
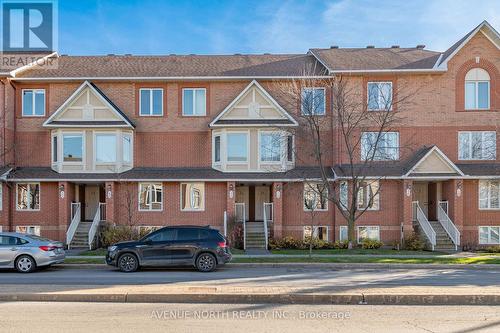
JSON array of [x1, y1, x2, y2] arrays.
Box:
[[347, 216, 356, 250]]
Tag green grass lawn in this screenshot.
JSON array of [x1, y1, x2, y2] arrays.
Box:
[[269, 249, 443, 256], [77, 248, 107, 256], [64, 258, 105, 264]]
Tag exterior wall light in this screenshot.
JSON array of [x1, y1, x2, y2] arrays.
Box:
[[405, 183, 412, 197], [228, 183, 234, 199], [59, 184, 65, 199], [456, 181, 463, 197], [107, 184, 112, 199]]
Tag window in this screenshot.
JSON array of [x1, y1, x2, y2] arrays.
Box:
[[458, 131, 496, 160], [303, 226, 329, 241], [17, 183, 40, 211], [301, 88, 325, 115], [16, 226, 41, 236], [0, 236, 28, 245], [52, 135, 58, 163], [180, 183, 205, 211], [303, 183, 328, 211], [357, 226, 380, 242], [123, 134, 132, 164], [62, 134, 83, 162], [22, 89, 45, 116], [367, 82, 392, 111], [260, 132, 281, 162], [214, 136, 221, 163], [95, 134, 117, 163], [287, 135, 294, 162], [227, 133, 248, 162], [357, 181, 379, 210], [183, 88, 206, 116], [479, 180, 500, 209], [339, 226, 348, 241], [361, 132, 399, 160], [139, 183, 163, 211], [147, 228, 175, 242], [139, 88, 163, 116], [339, 181, 348, 210], [479, 226, 500, 244], [465, 68, 490, 110], [177, 228, 210, 241]]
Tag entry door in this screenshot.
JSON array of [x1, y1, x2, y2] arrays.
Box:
[[412, 182, 428, 218], [236, 186, 250, 221], [85, 185, 100, 220], [427, 182, 437, 221], [254, 186, 270, 221]]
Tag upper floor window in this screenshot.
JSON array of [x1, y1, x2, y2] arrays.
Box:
[[367, 82, 392, 111], [303, 182, 328, 211], [180, 182, 205, 211], [287, 135, 294, 162], [139, 183, 163, 211], [63, 134, 83, 162], [95, 133, 117, 163], [357, 181, 379, 210], [183, 88, 206, 116], [465, 68, 490, 110], [479, 180, 500, 210], [139, 88, 163, 116], [16, 183, 40, 211], [301, 88, 325, 115], [361, 132, 399, 160], [227, 132, 247, 162], [458, 131, 496, 160], [260, 132, 281, 162], [214, 135, 221, 163], [123, 134, 132, 164], [52, 135, 58, 163], [22, 89, 45, 116]]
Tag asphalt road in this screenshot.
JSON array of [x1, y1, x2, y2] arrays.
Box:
[[1, 302, 499, 333], [0, 265, 499, 289]]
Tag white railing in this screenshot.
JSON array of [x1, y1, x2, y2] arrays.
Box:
[[438, 201, 460, 250], [412, 201, 436, 251], [88, 203, 104, 250], [67, 202, 81, 248], [264, 202, 273, 223], [99, 202, 107, 221], [235, 203, 246, 250], [263, 204, 270, 250], [223, 210, 228, 237]]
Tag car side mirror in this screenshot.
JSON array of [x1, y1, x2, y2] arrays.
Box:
[[144, 239, 153, 245]]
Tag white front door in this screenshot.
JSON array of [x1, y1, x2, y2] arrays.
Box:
[[412, 182, 428, 218], [236, 186, 249, 221], [254, 186, 270, 221], [85, 186, 100, 220]]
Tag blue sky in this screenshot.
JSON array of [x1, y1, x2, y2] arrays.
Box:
[[58, 0, 500, 55]]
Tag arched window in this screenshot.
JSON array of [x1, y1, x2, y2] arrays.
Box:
[[465, 68, 490, 110]]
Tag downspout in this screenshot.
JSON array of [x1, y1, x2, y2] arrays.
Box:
[[330, 82, 336, 241]]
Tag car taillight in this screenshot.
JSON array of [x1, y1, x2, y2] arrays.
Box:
[[39, 246, 57, 251], [217, 241, 227, 248]]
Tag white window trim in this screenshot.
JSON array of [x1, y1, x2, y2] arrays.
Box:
[[180, 182, 206, 212], [303, 226, 329, 241], [367, 81, 393, 111], [303, 182, 329, 212], [339, 181, 348, 211], [357, 181, 380, 211], [94, 131, 118, 165], [357, 226, 380, 242], [361, 131, 399, 161], [465, 80, 490, 110], [339, 225, 348, 241], [51, 133, 58, 164], [122, 132, 133, 165], [16, 183, 41, 212], [182, 88, 207, 116], [62, 132, 85, 165], [286, 134, 295, 164], [226, 131, 249, 164], [301, 87, 326, 115], [138, 183, 163, 212], [213, 134, 222, 165], [478, 226, 500, 244], [15, 225, 41, 236], [22, 89, 46, 117], [478, 180, 500, 210], [458, 131, 496, 161], [139, 88, 164, 116], [258, 130, 283, 165]]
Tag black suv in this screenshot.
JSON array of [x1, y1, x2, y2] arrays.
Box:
[[105, 226, 232, 272]]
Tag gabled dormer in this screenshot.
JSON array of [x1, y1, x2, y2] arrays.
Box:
[[209, 80, 297, 173], [44, 81, 135, 173]]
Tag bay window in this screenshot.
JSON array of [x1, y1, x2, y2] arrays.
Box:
[[95, 133, 117, 163], [122, 134, 132, 164], [63, 134, 83, 162], [458, 131, 496, 160], [260, 132, 281, 162], [139, 183, 163, 211], [227, 133, 248, 162]]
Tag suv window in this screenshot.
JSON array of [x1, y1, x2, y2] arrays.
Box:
[[177, 228, 200, 241], [147, 229, 176, 242], [0, 236, 26, 245]]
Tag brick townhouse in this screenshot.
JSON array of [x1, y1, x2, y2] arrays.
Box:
[[0, 21, 498, 250]]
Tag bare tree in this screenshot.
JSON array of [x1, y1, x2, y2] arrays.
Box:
[[276, 66, 416, 248]]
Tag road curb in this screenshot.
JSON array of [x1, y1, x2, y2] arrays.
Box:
[[0, 293, 499, 305]]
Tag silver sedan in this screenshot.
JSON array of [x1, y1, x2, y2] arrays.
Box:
[[0, 232, 65, 273]]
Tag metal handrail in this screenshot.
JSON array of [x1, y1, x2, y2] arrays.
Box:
[[67, 203, 81, 248], [88, 203, 104, 250], [263, 204, 269, 250], [412, 201, 436, 251], [437, 201, 460, 250], [99, 202, 107, 221], [264, 202, 273, 223]]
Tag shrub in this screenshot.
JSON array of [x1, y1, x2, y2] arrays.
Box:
[[269, 237, 348, 250], [100, 225, 140, 248], [335, 240, 349, 249], [361, 238, 384, 249], [483, 245, 500, 253], [228, 223, 244, 250], [404, 233, 426, 251]]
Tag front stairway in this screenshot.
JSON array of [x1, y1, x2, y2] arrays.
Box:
[[245, 222, 268, 253], [69, 221, 92, 249], [428, 221, 457, 251]]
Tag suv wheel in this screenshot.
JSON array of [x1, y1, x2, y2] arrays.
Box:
[[118, 253, 139, 272], [196, 253, 217, 272], [15, 255, 36, 273]]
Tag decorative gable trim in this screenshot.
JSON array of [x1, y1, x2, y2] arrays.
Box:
[[43, 81, 135, 128], [209, 80, 298, 127], [404, 146, 464, 177]]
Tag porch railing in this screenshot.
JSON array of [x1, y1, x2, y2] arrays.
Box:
[[262, 203, 271, 250], [437, 201, 460, 250], [235, 203, 246, 250], [263, 202, 273, 224], [88, 202, 104, 250], [67, 202, 81, 248], [99, 202, 107, 221], [412, 201, 436, 251]]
